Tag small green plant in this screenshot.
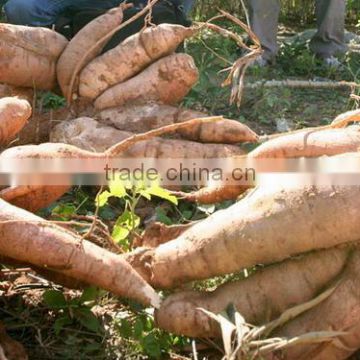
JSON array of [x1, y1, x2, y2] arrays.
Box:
[[115, 308, 189, 359], [41, 92, 66, 109], [202, 285, 344, 360], [97, 178, 178, 251], [43, 287, 101, 335]]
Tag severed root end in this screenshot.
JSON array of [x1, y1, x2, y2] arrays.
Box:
[[0, 185, 70, 213], [331, 109, 360, 128], [174, 184, 251, 204], [0, 322, 28, 360], [136, 222, 194, 248]]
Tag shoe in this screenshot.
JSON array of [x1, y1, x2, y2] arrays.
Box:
[[322, 56, 342, 69], [249, 55, 271, 68]]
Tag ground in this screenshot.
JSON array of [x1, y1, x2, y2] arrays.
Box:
[[1, 19, 360, 360]]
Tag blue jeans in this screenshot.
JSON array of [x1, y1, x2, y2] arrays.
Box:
[[4, 0, 124, 26], [182, 0, 195, 14], [5, 0, 196, 26]]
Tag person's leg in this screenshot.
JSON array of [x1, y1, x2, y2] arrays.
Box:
[[4, 0, 73, 26], [247, 0, 280, 63], [310, 0, 347, 58], [4, 0, 122, 27], [182, 0, 195, 14]]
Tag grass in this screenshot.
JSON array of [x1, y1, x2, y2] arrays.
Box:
[[184, 24, 360, 135]]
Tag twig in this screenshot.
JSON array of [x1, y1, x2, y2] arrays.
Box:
[[198, 37, 233, 65], [105, 116, 223, 156], [245, 79, 360, 90], [240, 0, 250, 28], [259, 108, 360, 142], [197, 10, 262, 108], [218, 11, 262, 107], [81, 186, 103, 241], [67, 0, 160, 104], [196, 21, 250, 51], [1, 268, 32, 274], [192, 340, 199, 360]]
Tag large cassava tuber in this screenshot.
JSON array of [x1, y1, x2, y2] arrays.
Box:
[[94, 53, 199, 110], [0, 321, 28, 360], [271, 250, 360, 360], [0, 142, 101, 212], [50, 117, 129, 152], [0, 97, 32, 145], [56, 4, 126, 101], [0, 199, 160, 307], [0, 24, 68, 89], [0, 185, 70, 213], [98, 103, 259, 144], [125, 184, 360, 288], [251, 125, 360, 158], [80, 24, 196, 99], [0, 141, 103, 160], [50, 117, 245, 156], [0, 83, 33, 102], [155, 247, 350, 338], [138, 222, 195, 248]]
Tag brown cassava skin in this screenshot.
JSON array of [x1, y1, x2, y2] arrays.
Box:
[[155, 247, 350, 338], [178, 184, 251, 204], [79, 24, 196, 100], [98, 103, 203, 133], [125, 184, 360, 288], [0, 24, 68, 89], [50, 117, 245, 156], [50, 117, 129, 152], [0, 199, 160, 307], [331, 109, 360, 126], [0, 97, 32, 145], [56, 6, 125, 100], [137, 222, 194, 248], [0, 142, 103, 160], [94, 53, 199, 110], [15, 99, 95, 146], [0, 142, 102, 211], [98, 103, 259, 143], [0, 321, 28, 360], [272, 250, 360, 360], [250, 126, 360, 158], [178, 118, 259, 144], [0, 83, 33, 102], [0, 185, 70, 212]]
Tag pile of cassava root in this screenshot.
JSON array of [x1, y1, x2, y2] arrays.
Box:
[[1, 3, 360, 359]]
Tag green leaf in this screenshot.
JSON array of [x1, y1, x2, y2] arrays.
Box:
[[83, 342, 101, 353], [141, 333, 162, 359], [112, 225, 130, 242], [43, 290, 67, 309], [112, 208, 141, 244], [133, 318, 144, 340], [51, 203, 76, 218], [155, 207, 173, 225], [53, 316, 72, 335], [98, 205, 117, 220], [145, 186, 178, 205], [79, 287, 98, 304], [109, 179, 127, 198], [75, 308, 100, 333], [96, 190, 112, 207], [181, 210, 193, 220], [139, 190, 151, 200], [118, 319, 132, 338]]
